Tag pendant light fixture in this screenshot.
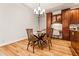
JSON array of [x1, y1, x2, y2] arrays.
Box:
[[34, 3, 45, 31], [34, 3, 45, 15]]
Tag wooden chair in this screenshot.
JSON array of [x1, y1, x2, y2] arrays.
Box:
[[43, 33, 52, 50], [26, 29, 38, 53]]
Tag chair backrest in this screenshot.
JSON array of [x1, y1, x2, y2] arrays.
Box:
[[26, 29, 33, 41]]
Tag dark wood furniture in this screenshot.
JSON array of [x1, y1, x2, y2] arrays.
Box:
[[70, 8, 79, 24], [62, 8, 79, 41], [43, 34, 52, 50], [34, 32, 52, 50], [26, 29, 38, 53], [46, 12, 52, 37], [34, 33, 47, 49], [70, 30, 79, 55], [69, 8, 79, 55], [46, 8, 79, 55], [62, 8, 70, 40]]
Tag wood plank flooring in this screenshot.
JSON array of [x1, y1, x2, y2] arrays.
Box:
[[0, 39, 72, 56]]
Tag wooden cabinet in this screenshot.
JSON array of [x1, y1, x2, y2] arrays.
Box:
[[46, 13, 52, 36], [62, 8, 79, 40], [70, 8, 79, 24], [62, 9, 70, 40], [70, 9, 79, 55], [70, 31, 79, 55]]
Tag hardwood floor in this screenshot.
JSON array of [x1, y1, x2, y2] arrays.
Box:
[[0, 39, 72, 56]]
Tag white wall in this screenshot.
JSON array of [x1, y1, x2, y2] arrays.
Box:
[[0, 4, 38, 46]]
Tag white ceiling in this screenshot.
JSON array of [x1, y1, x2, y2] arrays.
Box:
[[25, 3, 63, 10], [23, 3, 79, 12]]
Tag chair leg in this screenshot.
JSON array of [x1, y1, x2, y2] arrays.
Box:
[[49, 45, 50, 50], [27, 41, 30, 50], [48, 41, 50, 50], [49, 40, 52, 50], [40, 41, 43, 50], [50, 40, 52, 47], [33, 43, 35, 53]]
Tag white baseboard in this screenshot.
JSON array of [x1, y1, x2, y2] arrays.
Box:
[[0, 37, 27, 47]]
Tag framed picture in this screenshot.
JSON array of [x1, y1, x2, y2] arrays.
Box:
[[52, 16, 56, 23], [57, 15, 61, 22], [52, 14, 61, 23]]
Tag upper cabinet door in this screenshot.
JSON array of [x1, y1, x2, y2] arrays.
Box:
[[70, 9, 79, 24], [62, 8, 70, 40]]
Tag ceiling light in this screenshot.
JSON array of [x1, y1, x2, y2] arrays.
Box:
[[33, 3, 45, 15], [33, 3, 45, 31]]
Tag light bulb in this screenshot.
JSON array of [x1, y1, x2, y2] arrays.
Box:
[[34, 9, 36, 12], [40, 9, 45, 14], [38, 7, 41, 11], [36, 11, 39, 14]]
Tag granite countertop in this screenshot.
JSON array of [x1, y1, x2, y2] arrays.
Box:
[[70, 29, 79, 31], [70, 24, 79, 31]]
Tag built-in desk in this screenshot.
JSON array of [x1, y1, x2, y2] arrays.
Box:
[[70, 30, 79, 55]]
